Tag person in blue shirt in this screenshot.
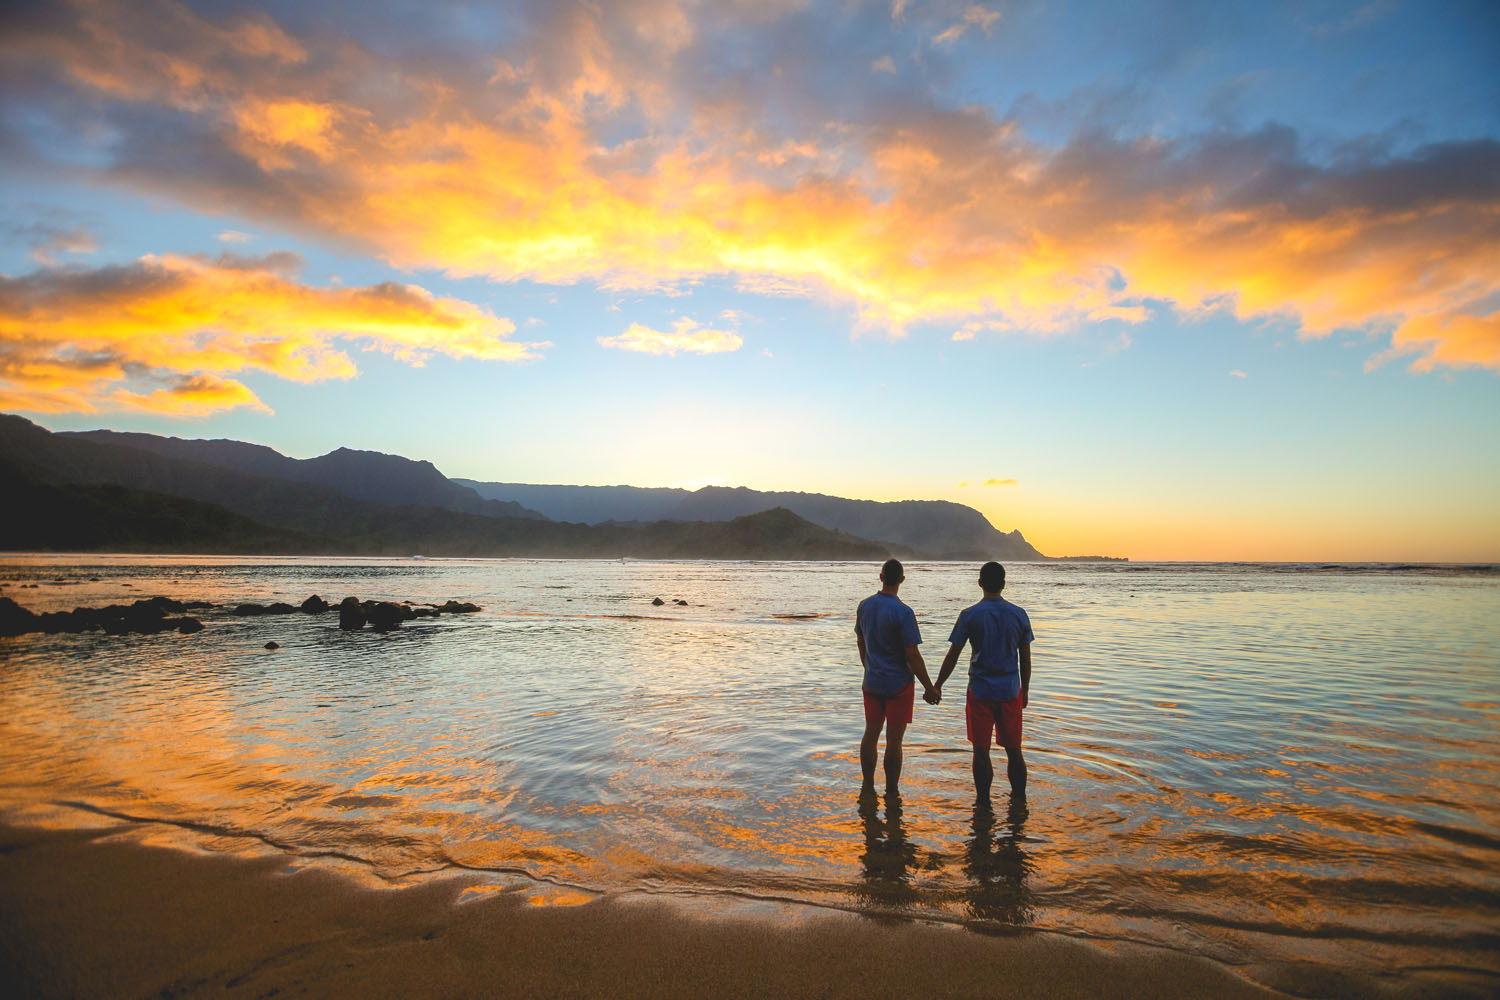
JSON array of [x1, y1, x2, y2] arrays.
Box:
[[934, 561, 1034, 807], [855, 558, 939, 800]]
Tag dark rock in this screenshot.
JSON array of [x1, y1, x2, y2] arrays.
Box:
[[439, 600, 480, 614], [3, 597, 204, 638], [651, 597, 665, 606], [365, 601, 409, 632], [338, 597, 365, 631], [233, 603, 268, 616], [33, 611, 84, 634], [264, 641, 280, 650], [0, 597, 37, 637], [301, 594, 329, 614], [674, 599, 688, 606], [265, 602, 297, 615]]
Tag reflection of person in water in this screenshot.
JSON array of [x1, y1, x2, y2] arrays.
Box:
[[855, 795, 920, 907], [961, 799, 1035, 924]]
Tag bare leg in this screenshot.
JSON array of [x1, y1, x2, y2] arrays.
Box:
[[883, 719, 908, 795], [972, 744, 993, 808], [1005, 746, 1027, 800], [859, 714, 882, 797]]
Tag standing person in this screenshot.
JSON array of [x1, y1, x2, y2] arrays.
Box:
[[855, 558, 939, 800], [934, 561, 1034, 808]]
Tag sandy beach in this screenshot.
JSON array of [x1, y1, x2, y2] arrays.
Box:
[[0, 822, 1304, 1000]]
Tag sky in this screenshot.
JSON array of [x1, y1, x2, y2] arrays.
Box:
[[1, 0, 1497, 561]]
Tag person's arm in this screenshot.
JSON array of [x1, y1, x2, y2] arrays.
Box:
[[1019, 640, 1031, 707], [906, 645, 937, 701], [855, 629, 868, 669], [935, 642, 962, 692]]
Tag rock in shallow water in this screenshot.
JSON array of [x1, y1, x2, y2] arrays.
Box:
[[364, 602, 408, 632], [338, 597, 365, 631]]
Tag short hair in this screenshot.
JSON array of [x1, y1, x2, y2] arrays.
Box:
[[979, 561, 1005, 592], [880, 558, 904, 584]]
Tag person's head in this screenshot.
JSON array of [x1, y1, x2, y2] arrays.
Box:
[[880, 558, 904, 589], [979, 561, 1005, 594]]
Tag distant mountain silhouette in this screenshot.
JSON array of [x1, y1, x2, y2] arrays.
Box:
[[0, 415, 888, 559], [62, 430, 546, 521], [455, 481, 1049, 560], [453, 482, 689, 524], [2, 465, 311, 553]]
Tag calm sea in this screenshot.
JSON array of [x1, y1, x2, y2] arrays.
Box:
[[2, 556, 1497, 995]]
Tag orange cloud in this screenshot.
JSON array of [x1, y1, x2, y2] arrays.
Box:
[[7, 2, 1498, 374], [598, 319, 742, 355], [0, 253, 546, 416]]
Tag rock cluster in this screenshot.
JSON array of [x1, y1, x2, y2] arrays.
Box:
[[0, 592, 483, 639], [335, 597, 482, 633], [0, 595, 209, 637]]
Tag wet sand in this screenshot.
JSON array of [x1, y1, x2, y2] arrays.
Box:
[[0, 823, 1296, 1000]]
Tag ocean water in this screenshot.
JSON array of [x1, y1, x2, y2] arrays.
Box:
[[1, 556, 1497, 995]]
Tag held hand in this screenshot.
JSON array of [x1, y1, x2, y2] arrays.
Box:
[[923, 685, 941, 705]]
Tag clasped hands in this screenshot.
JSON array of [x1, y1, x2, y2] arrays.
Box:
[[922, 684, 942, 705]]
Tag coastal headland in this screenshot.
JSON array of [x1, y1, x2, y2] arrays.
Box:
[[0, 822, 1289, 1000], [1, 414, 1122, 561]]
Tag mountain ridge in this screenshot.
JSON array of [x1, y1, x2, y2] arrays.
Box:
[[3, 416, 1114, 560], [0, 415, 887, 559], [61, 429, 546, 521], [456, 480, 1050, 560]]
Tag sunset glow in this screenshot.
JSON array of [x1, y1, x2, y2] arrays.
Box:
[[2, 0, 1496, 560]]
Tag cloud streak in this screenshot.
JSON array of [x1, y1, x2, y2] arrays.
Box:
[[599, 318, 742, 356], [0, 252, 545, 415], [3, 0, 1497, 375]]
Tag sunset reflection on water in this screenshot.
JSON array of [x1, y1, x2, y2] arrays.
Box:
[[1, 556, 1497, 992]]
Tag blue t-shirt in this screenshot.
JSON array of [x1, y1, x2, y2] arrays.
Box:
[[856, 592, 922, 696], [948, 597, 1033, 701]]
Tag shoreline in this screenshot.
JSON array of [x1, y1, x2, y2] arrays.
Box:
[[0, 821, 1295, 1000]]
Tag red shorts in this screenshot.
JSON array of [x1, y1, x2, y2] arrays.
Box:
[[967, 688, 1024, 748], [863, 682, 914, 727]]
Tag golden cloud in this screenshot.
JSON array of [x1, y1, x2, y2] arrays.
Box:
[[6, 1, 1498, 374], [0, 253, 546, 416], [598, 319, 743, 355]]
